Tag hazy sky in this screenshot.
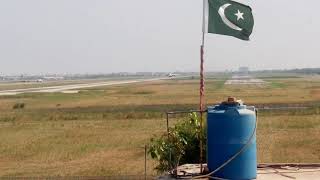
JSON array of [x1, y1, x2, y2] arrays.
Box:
[[0, 0, 319, 74]]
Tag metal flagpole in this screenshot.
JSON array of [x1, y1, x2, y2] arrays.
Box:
[[199, 0, 206, 174]]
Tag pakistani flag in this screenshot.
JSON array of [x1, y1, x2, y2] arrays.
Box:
[[207, 0, 254, 40]]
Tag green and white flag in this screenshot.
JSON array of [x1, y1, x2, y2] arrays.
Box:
[[206, 0, 254, 40]]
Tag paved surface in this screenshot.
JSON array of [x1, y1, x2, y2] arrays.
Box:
[[166, 164, 320, 180], [0, 77, 173, 96], [225, 75, 266, 85], [258, 166, 320, 180]]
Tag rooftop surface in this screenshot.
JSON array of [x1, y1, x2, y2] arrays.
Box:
[[258, 164, 320, 180], [160, 163, 320, 180]]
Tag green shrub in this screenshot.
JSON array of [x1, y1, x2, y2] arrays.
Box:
[[148, 113, 206, 174]]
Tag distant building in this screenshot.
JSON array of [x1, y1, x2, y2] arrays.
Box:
[[239, 67, 249, 74]]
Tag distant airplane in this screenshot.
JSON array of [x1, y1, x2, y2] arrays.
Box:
[[36, 79, 43, 83], [167, 73, 179, 77]]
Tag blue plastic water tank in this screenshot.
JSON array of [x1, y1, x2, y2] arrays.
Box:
[[207, 99, 257, 179]]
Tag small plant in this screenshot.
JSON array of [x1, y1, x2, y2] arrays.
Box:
[[12, 103, 25, 109], [148, 112, 206, 174], [134, 90, 154, 95]]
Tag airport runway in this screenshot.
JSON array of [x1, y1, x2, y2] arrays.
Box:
[[0, 77, 175, 96]]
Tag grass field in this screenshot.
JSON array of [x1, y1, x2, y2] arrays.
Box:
[[0, 75, 320, 176]]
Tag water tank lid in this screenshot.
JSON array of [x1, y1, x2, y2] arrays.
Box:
[[209, 97, 246, 111]]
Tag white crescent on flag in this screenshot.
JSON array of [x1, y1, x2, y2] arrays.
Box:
[[218, 3, 242, 31]]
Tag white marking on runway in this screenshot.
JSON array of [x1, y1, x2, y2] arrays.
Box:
[[0, 77, 177, 96], [225, 75, 266, 85]]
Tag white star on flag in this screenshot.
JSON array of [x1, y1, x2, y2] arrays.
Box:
[[235, 10, 244, 21]]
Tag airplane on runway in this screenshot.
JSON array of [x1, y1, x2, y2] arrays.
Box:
[[167, 73, 179, 78]]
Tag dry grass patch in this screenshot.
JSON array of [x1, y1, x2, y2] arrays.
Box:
[[0, 119, 166, 176], [257, 114, 320, 163]]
